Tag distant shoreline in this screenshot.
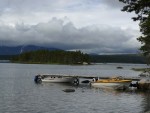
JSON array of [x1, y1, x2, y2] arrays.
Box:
[[0, 60, 10, 63], [0, 53, 147, 64], [132, 68, 150, 72]]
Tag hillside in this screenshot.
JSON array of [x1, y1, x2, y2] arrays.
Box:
[[90, 54, 146, 64], [0, 45, 60, 55]]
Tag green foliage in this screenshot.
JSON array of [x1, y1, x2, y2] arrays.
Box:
[[11, 50, 90, 64], [0, 55, 14, 60], [120, 0, 150, 22], [119, 0, 150, 64]]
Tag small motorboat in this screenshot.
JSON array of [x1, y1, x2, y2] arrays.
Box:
[[34, 74, 79, 85], [91, 76, 132, 88]]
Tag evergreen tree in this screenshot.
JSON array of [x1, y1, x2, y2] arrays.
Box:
[[119, 0, 150, 64], [12, 50, 91, 64]]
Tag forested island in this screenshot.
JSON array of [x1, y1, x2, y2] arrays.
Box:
[[11, 50, 90, 64]]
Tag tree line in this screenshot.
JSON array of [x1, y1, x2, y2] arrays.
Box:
[[10, 49, 146, 64], [90, 54, 146, 64], [11, 50, 90, 64]]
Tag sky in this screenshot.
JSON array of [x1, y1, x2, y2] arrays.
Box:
[[0, 0, 141, 54]]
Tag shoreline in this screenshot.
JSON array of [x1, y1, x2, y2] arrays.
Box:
[[132, 68, 150, 72]]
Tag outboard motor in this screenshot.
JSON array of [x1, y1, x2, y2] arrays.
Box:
[[72, 77, 79, 86], [129, 81, 139, 89], [34, 75, 42, 83]]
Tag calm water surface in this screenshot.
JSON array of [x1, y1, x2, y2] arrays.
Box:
[[0, 63, 150, 113]]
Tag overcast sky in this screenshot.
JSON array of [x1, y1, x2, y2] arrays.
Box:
[[0, 0, 141, 54]]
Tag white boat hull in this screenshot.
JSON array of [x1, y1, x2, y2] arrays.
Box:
[[34, 74, 80, 85], [91, 82, 131, 88], [41, 77, 74, 83]]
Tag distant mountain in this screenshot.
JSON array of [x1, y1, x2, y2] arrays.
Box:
[[0, 45, 60, 55]]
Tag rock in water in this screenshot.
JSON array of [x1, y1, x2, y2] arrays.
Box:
[[63, 89, 75, 93]]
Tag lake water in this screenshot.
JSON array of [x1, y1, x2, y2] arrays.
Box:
[[0, 63, 150, 113]]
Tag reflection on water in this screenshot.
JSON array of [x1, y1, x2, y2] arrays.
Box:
[[0, 63, 150, 113], [36, 82, 150, 113], [141, 93, 150, 113]]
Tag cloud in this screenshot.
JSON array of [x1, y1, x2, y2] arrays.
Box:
[[100, 0, 125, 9], [0, 18, 140, 54], [0, 0, 97, 14], [0, 0, 138, 30], [0, 0, 140, 54]]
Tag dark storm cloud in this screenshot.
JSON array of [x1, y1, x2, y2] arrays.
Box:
[[0, 0, 140, 54], [0, 18, 140, 54]]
